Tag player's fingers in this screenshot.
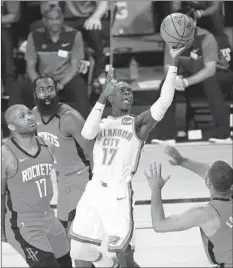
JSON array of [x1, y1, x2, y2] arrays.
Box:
[[149, 162, 155, 176], [144, 170, 150, 180], [164, 145, 172, 155], [183, 38, 194, 51], [152, 162, 157, 177], [106, 66, 114, 82], [158, 163, 162, 178], [168, 159, 176, 166]]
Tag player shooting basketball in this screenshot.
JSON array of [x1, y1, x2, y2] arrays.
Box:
[[1, 104, 72, 268], [145, 145, 232, 268], [68, 39, 193, 267]]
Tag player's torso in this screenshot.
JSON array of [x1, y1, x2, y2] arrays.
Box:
[[4, 137, 54, 222], [92, 115, 143, 186], [201, 199, 233, 266], [33, 104, 87, 177]]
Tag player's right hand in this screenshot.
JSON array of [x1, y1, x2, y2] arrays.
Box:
[[101, 66, 117, 99], [169, 39, 194, 65], [164, 145, 184, 166]]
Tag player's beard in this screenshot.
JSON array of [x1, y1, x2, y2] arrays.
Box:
[[36, 95, 59, 116]]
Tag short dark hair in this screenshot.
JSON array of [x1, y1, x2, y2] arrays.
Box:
[[41, 2, 62, 17], [208, 161, 233, 192]]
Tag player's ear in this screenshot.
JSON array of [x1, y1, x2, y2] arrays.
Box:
[[8, 124, 15, 132], [108, 96, 113, 104], [205, 176, 211, 189]]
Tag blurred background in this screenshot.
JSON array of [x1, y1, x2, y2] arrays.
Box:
[[1, 1, 233, 143]]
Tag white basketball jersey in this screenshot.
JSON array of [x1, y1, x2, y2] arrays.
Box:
[[92, 115, 144, 186]]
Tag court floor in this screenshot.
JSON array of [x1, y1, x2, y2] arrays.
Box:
[[1, 142, 232, 267]]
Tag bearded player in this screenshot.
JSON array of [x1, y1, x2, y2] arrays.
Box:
[[32, 77, 93, 267], [1, 105, 72, 268], [68, 40, 193, 267]]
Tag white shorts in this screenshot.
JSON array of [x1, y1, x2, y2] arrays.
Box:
[[69, 180, 135, 252]]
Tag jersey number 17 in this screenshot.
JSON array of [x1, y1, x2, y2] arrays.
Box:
[[102, 148, 118, 165], [35, 178, 47, 198]]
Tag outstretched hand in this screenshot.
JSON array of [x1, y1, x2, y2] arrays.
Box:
[[102, 66, 117, 99], [144, 162, 171, 190], [169, 38, 194, 65], [164, 145, 184, 166]]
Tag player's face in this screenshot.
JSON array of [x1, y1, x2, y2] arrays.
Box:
[[12, 107, 36, 134], [44, 11, 63, 33], [35, 78, 58, 108], [112, 87, 134, 112]]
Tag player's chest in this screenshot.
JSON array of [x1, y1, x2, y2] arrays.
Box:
[[95, 124, 134, 150], [36, 119, 60, 148], [12, 150, 53, 186]]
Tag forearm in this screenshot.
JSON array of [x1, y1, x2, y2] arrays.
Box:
[[1, 14, 18, 25], [151, 188, 165, 230], [60, 66, 79, 86], [181, 158, 210, 179], [92, 1, 108, 19], [150, 66, 177, 121], [81, 93, 107, 140], [185, 67, 215, 86], [202, 2, 220, 17], [27, 66, 39, 83]]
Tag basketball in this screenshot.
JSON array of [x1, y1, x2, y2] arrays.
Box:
[[160, 13, 195, 48]]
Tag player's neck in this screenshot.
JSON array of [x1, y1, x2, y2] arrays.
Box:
[[13, 133, 37, 150], [211, 190, 232, 200], [111, 108, 130, 118]]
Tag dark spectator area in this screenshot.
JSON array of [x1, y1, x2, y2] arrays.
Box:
[[2, 1, 233, 142]]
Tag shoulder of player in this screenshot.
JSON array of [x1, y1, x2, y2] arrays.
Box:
[[2, 144, 18, 175], [2, 144, 14, 162], [60, 109, 84, 133], [31, 106, 38, 116], [198, 28, 216, 44], [196, 203, 220, 223], [61, 109, 84, 124]]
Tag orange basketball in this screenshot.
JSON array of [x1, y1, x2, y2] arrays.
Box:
[[160, 13, 195, 48]]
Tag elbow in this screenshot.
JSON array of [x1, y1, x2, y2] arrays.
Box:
[[81, 128, 95, 140], [206, 66, 216, 78], [209, 66, 216, 77], [152, 223, 163, 233]]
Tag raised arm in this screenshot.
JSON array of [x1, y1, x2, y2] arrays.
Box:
[[134, 40, 193, 141], [25, 33, 39, 83], [145, 163, 217, 233], [165, 145, 210, 179], [61, 110, 94, 168], [81, 67, 115, 140]]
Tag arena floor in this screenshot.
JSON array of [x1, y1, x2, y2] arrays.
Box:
[[1, 142, 232, 267]]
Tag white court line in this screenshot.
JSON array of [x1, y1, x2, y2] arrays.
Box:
[[147, 140, 232, 147]]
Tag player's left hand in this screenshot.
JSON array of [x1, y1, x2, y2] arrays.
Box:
[[193, 10, 205, 19], [169, 39, 194, 65], [84, 16, 102, 30], [144, 162, 171, 190]]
